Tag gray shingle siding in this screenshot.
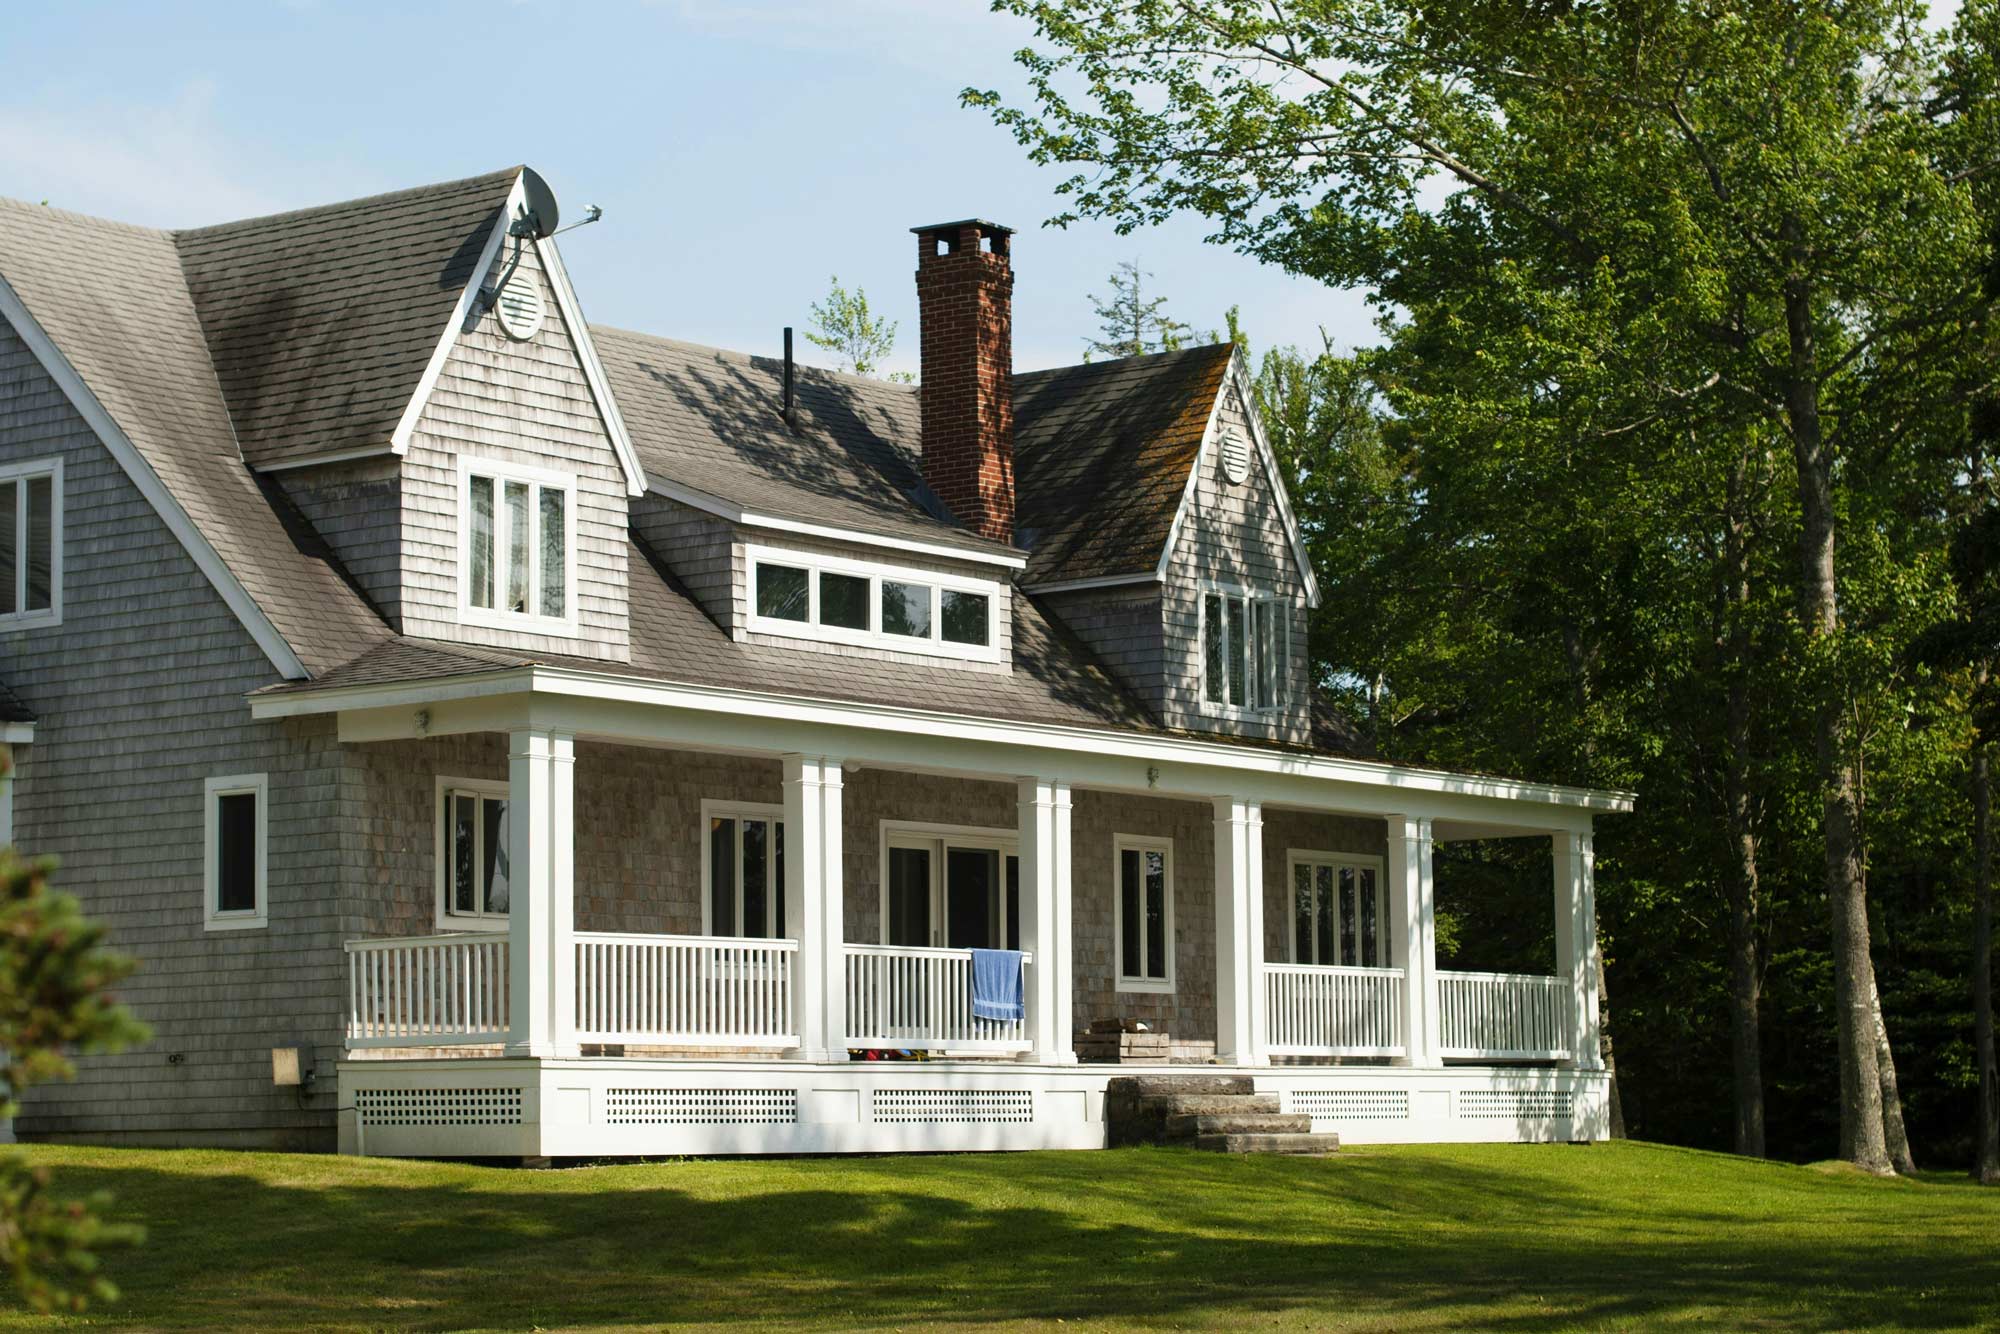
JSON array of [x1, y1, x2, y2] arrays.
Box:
[[0, 316, 346, 1148], [274, 456, 404, 626]]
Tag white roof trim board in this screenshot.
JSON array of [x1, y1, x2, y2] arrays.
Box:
[[0, 273, 311, 681], [650, 476, 1031, 571]]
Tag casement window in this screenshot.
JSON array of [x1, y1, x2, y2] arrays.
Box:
[[1289, 853, 1390, 968], [437, 778, 511, 931], [879, 824, 1020, 951], [1114, 834, 1174, 992], [704, 802, 787, 940], [203, 773, 268, 931], [747, 544, 1002, 662], [458, 457, 575, 632], [0, 458, 61, 628], [1201, 585, 1289, 715]]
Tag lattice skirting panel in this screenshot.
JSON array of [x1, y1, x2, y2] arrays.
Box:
[[355, 1087, 525, 1127], [1458, 1089, 1575, 1120], [606, 1088, 799, 1126], [1290, 1089, 1411, 1122], [872, 1089, 1035, 1124]]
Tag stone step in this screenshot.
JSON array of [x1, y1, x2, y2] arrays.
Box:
[[1106, 1074, 1257, 1098], [1140, 1093, 1282, 1118], [1166, 1112, 1314, 1139], [1192, 1131, 1340, 1156]]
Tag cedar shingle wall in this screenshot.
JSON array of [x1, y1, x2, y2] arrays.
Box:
[[0, 317, 347, 1148], [275, 455, 404, 626]]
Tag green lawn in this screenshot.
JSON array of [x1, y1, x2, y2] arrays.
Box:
[[2, 1141, 1995, 1332]]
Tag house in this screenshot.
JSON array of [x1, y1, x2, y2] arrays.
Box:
[[0, 167, 1628, 1158]]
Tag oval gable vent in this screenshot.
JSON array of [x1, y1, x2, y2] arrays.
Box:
[[1219, 431, 1251, 486], [494, 274, 546, 342]]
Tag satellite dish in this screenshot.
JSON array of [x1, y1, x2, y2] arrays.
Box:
[[515, 168, 560, 240]]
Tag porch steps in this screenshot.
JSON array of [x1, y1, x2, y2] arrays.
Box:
[[1104, 1075, 1339, 1156]]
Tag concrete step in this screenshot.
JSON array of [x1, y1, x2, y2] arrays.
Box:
[[1140, 1094, 1282, 1118], [1106, 1074, 1257, 1098], [1166, 1111, 1314, 1139], [1192, 1131, 1340, 1155]]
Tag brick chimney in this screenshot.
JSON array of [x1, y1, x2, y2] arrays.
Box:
[[913, 219, 1015, 544]]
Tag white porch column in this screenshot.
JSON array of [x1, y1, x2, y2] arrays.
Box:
[[506, 729, 576, 1059], [1213, 797, 1267, 1066], [1387, 814, 1441, 1068], [1017, 777, 1076, 1064], [784, 755, 846, 1062], [1554, 829, 1603, 1070]]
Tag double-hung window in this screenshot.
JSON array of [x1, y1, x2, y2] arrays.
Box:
[[0, 458, 61, 628], [747, 544, 1002, 662], [203, 773, 267, 931], [438, 778, 511, 930], [459, 458, 574, 631], [1289, 853, 1390, 968], [705, 802, 787, 940], [1114, 834, 1174, 992], [1202, 585, 1289, 714]]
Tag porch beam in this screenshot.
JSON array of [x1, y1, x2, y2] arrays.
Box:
[[1553, 830, 1603, 1070], [1213, 797, 1266, 1065], [1017, 777, 1076, 1064], [1388, 814, 1442, 1068], [784, 755, 847, 1062]]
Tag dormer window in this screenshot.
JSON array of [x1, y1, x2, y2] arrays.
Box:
[[1201, 584, 1289, 715], [458, 458, 575, 632], [748, 544, 1001, 662]]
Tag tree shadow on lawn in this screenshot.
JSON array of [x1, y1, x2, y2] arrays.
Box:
[[20, 1143, 2000, 1332]]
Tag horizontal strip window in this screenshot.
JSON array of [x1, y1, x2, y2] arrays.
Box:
[[746, 543, 1004, 663]]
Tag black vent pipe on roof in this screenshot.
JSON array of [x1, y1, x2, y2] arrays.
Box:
[[782, 327, 798, 432]]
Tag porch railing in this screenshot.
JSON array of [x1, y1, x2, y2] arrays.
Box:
[[843, 944, 1033, 1053], [346, 934, 510, 1048], [1262, 963, 1405, 1057], [575, 932, 798, 1047], [1437, 969, 1572, 1060]]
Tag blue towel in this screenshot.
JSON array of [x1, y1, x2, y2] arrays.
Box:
[[970, 948, 1025, 1023]]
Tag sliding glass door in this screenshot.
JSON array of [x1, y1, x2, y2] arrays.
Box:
[[883, 830, 1020, 950]]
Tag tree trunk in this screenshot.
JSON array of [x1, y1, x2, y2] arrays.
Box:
[[1781, 259, 1890, 1173], [1598, 948, 1625, 1138], [1975, 747, 1998, 1184], [1722, 450, 1766, 1158], [1866, 960, 1917, 1174]]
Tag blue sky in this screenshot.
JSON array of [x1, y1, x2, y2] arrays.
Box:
[[0, 1, 1378, 377]]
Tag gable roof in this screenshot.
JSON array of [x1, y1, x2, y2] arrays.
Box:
[[173, 169, 518, 469], [1012, 344, 1235, 587], [0, 198, 390, 678]]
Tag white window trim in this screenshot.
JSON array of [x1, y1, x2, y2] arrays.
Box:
[[435, 775, 512, 933], [877, 820, 1020, 947], [1198, 581, 1291, 720], [203, 773, 268, 932], [455, 455, 580, 636], [699, 799, 789, 940], [1285, 850, 1391, 967], [1113, 832, 1176, 993], [744, 542, 1005, 664], [0, 457, 63, 631]]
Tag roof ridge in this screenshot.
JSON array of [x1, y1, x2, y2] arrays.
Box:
[[590, 324, 919, 396], [1014, 341, 1235, 383], [172, 165, 522, 239]]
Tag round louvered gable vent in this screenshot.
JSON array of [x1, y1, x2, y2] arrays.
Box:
[[1219, 431, 1251, 485], [494, 274, 545, 341]]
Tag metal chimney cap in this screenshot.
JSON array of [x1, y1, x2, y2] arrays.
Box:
[[910, 218, 1015, 236]]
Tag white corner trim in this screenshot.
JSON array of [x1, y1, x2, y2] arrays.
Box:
[[0, 274, 311, 681], [0, 723, 33, 745], [536, 232, 648, 497], [388, 180, 511, 457], [650, 476, 1030, 571]]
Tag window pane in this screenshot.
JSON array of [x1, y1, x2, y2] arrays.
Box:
[[468, 476, 494, 609], [1364, 869, 1386, 966], [538, 487, 566, 618], [709, 817, 736, 936], [1226, 596, 1247, 705], [1202, 593, 1224, 702], [945, 846, 999, 949], [216, 792, 257, 913], [742, 819, 769, 938], [452, 794, 478, 914], [774, 821, 786, 939], [24, 475, 51, 613], [940, 590, 989, 646], [756, 563, 809, 621], [1005, 856, 1021, 952], [1293, 863, 1314, 963], [820, 571, 869, 630], [1119, 849, 1142, 977], [1360, 866, 1380, 966], [504, 481, 531, 613], [882, 581, 932, 637], [0, 480, 15, 616], [1315, 865, 1335, 967], [1338, 867, 1358, 966], [483, 797, 512, 915], [887, 846, 932, 947], [1251, 600, 1271, 710], [1144, 850, 1167, 979]]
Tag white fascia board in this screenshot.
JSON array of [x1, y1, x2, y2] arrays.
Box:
[[0, 723, 34, 745], [247, 664, 1636, 816], [1021, 572, 1162, 596], [649, 477, 1029, 571], [0, 275, 310, 681], [536, 231, 647, 497], [252, 444, 398, 474], [388, 177, 512, 457]]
